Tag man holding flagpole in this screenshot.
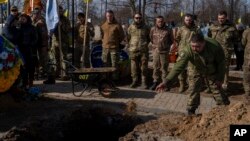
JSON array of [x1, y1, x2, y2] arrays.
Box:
[[45, 0, 71, 84]]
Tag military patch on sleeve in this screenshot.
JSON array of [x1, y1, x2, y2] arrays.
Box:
[[176, 52, 185, 62]]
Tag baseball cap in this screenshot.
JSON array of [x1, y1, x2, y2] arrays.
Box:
[[10, 6, 18, 11]]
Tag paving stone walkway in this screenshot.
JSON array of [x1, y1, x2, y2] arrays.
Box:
[[35, 80, 217, 115]]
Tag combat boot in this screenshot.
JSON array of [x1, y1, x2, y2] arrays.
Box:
[[214, 93, 230, 105], [140, 77, 148, 89], [186, 107, 196, 115], [43, 76, 55, 84], [130, 79, 138, 88], [150, 82, 158, 90], [204, 88, 212, 94], [178, 81, 185, 93], [141, 81, 148, 89], [187, 109, 195, 115]]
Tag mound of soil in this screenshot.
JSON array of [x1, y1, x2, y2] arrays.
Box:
[[120, 102, 250, 141]]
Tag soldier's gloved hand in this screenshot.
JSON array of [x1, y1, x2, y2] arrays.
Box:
[[215, 81, 222, 89]]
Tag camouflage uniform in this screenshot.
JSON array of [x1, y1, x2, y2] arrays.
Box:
[[208, 21, 238, 90], [127, 22, 150, 87], [242, 28, 250, 100], [74, 22, 95, 68], [101, 20, 124, 79], [175, 25, 201, 92], [150, 26, 173, 84], [166, 38, 230, 111], [32, 16, 48, 75], [50, 15, 71, 78]]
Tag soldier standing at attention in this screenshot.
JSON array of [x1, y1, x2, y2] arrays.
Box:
[[46, 6, 71, 82], [101, 10, 124, 80], [31, 7, 49, 78], [74, 13, 95, 68], [242, 27, 250, 104], [156, 34, 230, 115], [127, 13, 150, 88], [149, 15, 173, 90], [175, 14, 201, 93], [208, 10, 238, 91]]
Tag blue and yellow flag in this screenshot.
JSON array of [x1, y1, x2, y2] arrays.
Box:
[[46, 0, 59, 33]]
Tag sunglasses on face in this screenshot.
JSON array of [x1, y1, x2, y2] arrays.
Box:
[[135, 17, 142, 19], [11, 10, 17, 12]]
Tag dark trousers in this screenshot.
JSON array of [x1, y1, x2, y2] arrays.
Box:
[[234, 43, 244, 70]]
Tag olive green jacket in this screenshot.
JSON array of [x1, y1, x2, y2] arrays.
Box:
[[127, 22, 150, 52], [208, 21, 238, 50], [242, 28, 250, 61], [52, 16, 71, 45], [175, 25, 201, 51], [166, 38, 225, 83]]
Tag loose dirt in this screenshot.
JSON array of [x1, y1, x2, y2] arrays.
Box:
[[0, 70, 249, 141]]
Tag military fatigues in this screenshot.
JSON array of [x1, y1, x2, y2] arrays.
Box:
[[208, 21, 238, 89], [166, 38, 230, 111], [150, 26, 173, 83], [32, 16, 49, 75], [175, 25, 201, 92], [49, 16, 71, 78], [101, 20, 124, 79], [74, 22, 95, 68], [127, 22, 150, 86], [242, 28, 250, 100]]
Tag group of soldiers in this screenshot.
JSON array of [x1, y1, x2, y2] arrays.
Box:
[[2, 5, 93, 86], [2, 5, 250, 115], [122, 10, 250, 115], [155, 10, 250, 115]]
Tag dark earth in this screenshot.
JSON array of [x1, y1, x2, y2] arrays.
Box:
[[0, 68, 249, 141]]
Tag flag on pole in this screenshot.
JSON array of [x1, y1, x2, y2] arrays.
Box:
[[84, 0, 93, 3], [46, 0, 59, 33], [64, 9, 69, 18], [23, 0, 43, 15], [0, 0, 7, 4], [180, 12, 184, 17], [237, 18, 241, 24]]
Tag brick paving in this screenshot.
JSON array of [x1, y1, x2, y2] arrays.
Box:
[[35, 80, 218, 115], [35, 67, 243, 115]]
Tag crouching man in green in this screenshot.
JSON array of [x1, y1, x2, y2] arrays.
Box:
[[156, 34, 230, 115]]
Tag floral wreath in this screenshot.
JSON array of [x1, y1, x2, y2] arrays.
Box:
[[0, 35, 23, 93]]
